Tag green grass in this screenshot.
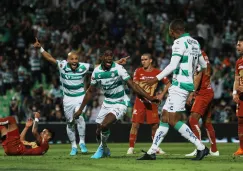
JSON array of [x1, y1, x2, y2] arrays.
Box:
[[0, 143, 243, 171]]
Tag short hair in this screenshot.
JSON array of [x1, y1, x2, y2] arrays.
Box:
[[169, 19, 185, 32], [46, 128, 55, 141], [142, 53, 152, 59], [238, 36, 243, 42], [100, 47, 113, 57], [193, 36, 205, 49]]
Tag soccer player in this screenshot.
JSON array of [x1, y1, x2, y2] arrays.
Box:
[[185, 36, 219, 157], [233, 36, 243, 156], [127, 53, 171, 155], [137, 19, 209, 160], [33, 38, 90, 155], [73, 48, 160, 159], [33, 38, 128, 156], [0, 112, 54, 155]]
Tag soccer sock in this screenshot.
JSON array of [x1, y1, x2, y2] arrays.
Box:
[[174, 121, 205, 151], [0, 116, 16, 125], [129, 134, 137, 148], [238, 117, 243, 149], [205, 122, 217, 152], [147, 122, 169, 155], [66, 123, 77, 148], [99, 129, 110, 148], [76, 116, 86, 145], [189, 117, 201, 140]]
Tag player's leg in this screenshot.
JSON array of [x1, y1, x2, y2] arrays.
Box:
[[167, 87, 208, 160], [0, 116, 18, 134], [127, 122, 140, 154], [128, 99, 144, 154], [63, 97, 77, 156]]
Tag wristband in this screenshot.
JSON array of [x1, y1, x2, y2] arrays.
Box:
[[35, 118, 39, 122], [40, 47, 45, 53], [233, 90, 237, 95]]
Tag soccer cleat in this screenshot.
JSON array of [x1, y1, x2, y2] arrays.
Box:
[[191, 147, 209, 160], [185, 149, 197, 157], [79, 143, 88, 153], [156, 147, 165, 155], [137, 150, 156, 160], [103, 147, 111, 157], [70, 147, 78, 156], [209, 149, 219, 156], [127, 147, 135, 154], [233, 148, 243, 156], [91, 146, 104, 159]]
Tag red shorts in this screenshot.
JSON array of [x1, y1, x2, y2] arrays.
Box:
[[132, 98, 159, 124], [236, 100, 243, 117], [191, 89, 214, 117], [2, 129, 25, 155]]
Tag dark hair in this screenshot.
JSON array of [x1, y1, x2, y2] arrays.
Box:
[[238, 36, 243, 42], [169, 19, 185, 32], [100, 47, 113, 57], [46, 128, 55, 141], [142, 53, 152, 59], [193, 36, 205, 49]]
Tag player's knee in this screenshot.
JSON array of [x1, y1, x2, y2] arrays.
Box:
[[151, 123, 158, 130], [190, 112, 201, 120]]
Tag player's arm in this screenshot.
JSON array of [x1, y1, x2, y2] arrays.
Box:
[[157, 80, 171, 100], [233, 75, 240, 103], [198, 53, 207, 71], [33, 38, 57, 65], [32, 112, 41, 143], [20, 119, 33, 141], [126, 79, 159, 103], [73, 85, 96, 119]]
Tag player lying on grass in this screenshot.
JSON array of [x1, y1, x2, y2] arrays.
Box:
[[0, 112, 54, 155]]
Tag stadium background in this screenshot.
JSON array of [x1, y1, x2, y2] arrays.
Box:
[[0, 0, 243, 142]]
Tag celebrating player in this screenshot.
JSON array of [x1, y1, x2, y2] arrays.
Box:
[[0, 112, 54, 155], [185, 36, 219, 157], [137, 19, 209, 160], [233, 36, 243, 156], [127, 53, 171, 155], [33, 38, 128, 156], [73, 48, 160, 159]]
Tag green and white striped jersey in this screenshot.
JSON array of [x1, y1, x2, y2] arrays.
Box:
[[57, 60, 91, 97], [171, 33, 202, 92], [91, 62, 131, 107]]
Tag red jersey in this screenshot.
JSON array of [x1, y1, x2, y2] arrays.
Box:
[[133, 67, 169, 96], [235, 57, 243, 86], [23, 138, 49, 155], [198, 51, 213, 92]]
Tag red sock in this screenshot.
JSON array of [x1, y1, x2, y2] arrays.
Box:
[[189, 117, 201, 140], [205, 123, 217, 152], [129, 134, 137, 148], [238, 117, 243, 149]]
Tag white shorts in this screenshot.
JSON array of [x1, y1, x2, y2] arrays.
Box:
[[163, 85, 189, 113], [63, 95, 86, 122], [96, 103, 127, 124]]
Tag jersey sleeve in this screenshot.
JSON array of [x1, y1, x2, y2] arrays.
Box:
[[171, 40, 185, 58], [235, 60, 239, 76], [56, 60, 65, 70], [90, 71, 97, 86], [118, 65, 131, 81], [133, 69, 140, 82]]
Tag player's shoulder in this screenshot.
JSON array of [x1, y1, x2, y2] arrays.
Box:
[[134, 67, 143, 73]]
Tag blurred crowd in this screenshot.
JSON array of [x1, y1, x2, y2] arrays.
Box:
[[0, 0, 243, 123]]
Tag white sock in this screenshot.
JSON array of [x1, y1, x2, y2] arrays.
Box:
[[147, 123, 169, 155], [175, 121, 205, 151], [0, 120, 9, 125], [76, 116, 85, 145], [99, 130, 110, 148], [66, 123, 77, 148]]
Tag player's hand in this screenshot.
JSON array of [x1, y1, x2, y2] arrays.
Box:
[[186, 92, 195, 106], [144, 77, 159, 86], [156, 93, 164, 101], [33, 37, 41, 48], [233, 94, 240, 104], [118, 56, 130, 65], [25, 118, 33, 128], [34, 112, 41, 119], [150, 96, 161, 104], [73, 109, 82, 120]]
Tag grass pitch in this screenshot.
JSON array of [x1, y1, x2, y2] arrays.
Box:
[[0, 143, 243, 171]]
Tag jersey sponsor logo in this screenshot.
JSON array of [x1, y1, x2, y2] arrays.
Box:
[[186, 128, 197, 141], [64, 75, 82, 80], [187, 39, 197, 45], [154, 131, 164, 145]]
